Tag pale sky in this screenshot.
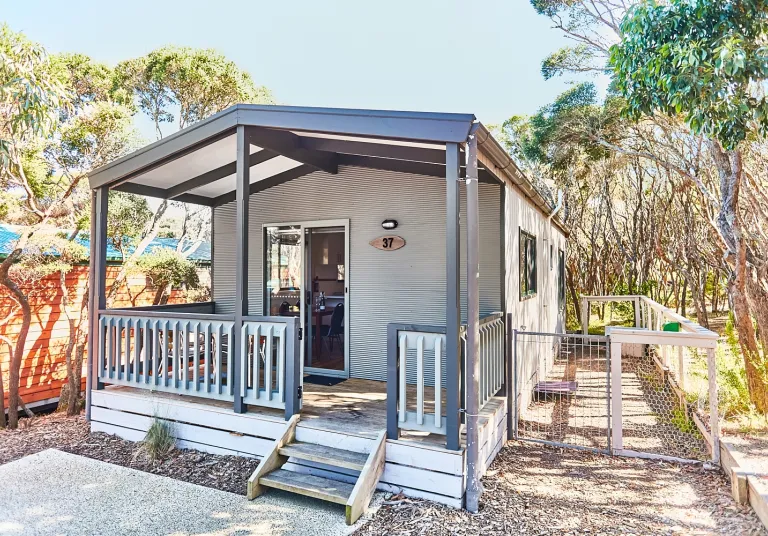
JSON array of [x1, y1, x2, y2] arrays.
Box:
[[4, 0, 597, 143]]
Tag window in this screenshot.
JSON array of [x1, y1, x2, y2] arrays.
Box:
[[558, 249, 566, 310], [519, 229, 537, 299]]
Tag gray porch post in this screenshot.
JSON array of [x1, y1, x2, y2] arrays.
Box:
[[85, 188, 107, 421], [233, 125, 250, 414], [445, 142, 461, 452], [464, 126, 483, 512]]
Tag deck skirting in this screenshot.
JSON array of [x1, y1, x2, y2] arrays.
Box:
[[90, 388, 507, 508]]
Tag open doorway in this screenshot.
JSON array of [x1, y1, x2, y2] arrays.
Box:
[[264, 220, 349, 378]]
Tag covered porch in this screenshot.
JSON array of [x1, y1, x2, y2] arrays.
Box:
[[86, 105, 517, 509]]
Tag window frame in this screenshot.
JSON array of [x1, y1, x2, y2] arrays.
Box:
[[519, 229, 538, 300], [558, 248, 566, 310]]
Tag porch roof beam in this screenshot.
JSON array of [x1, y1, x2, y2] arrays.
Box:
[[299, 136, 453, 164], [211, 164, 316, 207], [337, 154, 498, 183], [247, 127, 338, 174], [113, 181, 215, 206], [166, 149, 278, 199]]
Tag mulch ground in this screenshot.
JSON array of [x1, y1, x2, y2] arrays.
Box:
[[355, 441, 766, 536], [0, 412, 258, 495]]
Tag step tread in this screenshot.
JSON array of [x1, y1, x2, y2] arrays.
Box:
[[279, 442, 368, 470], [259, 469, 355, 505]]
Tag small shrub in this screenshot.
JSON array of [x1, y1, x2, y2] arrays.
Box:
[[140, 418, 175, 461]]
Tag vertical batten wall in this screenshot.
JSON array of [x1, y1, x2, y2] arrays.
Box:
[[213, 166, 501, 382]]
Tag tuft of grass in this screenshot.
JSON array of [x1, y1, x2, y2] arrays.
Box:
[[669, 407, 701, 436], [140, 417, 175, 461]]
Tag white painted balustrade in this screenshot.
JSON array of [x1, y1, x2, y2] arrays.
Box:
[[397, 330, 447, 435], [476, 313, 505, 409], [241, 320, 289, 409], [98, 311, 296, 411]]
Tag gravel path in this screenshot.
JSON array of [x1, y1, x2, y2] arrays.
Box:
[[0, 412, 258, 494], [355, 441, 766, 535], [0, 449, 373, 536]]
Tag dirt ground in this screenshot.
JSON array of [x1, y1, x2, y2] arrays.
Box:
[[0, 412, 258, 495], [355, 441, 766, 536]]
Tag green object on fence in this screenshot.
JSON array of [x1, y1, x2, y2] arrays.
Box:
[[662, 321, 680, 332]]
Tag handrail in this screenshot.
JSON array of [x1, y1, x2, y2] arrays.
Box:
[[100, 309, 232, 322]]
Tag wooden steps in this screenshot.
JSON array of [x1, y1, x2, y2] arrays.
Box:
[[247, 418, 386, 525], [259, 469, 355, 505], [279, 442, 368, 471]]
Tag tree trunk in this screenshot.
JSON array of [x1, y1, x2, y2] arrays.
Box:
[[0, 249, 32, 429], [567, 265, 581, 326], [680, 279, 687, 318], [0, 359, 5, 429], [711, 144, 768, 413]]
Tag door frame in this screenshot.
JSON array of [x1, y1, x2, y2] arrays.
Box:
[[262, 218, 350, 378]]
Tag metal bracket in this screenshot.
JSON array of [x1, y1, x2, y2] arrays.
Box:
[[298, 328, 303, 341], [297, 385, 303, 399]]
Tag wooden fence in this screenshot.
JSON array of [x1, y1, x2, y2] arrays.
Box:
[[0, 265, 188, 410]]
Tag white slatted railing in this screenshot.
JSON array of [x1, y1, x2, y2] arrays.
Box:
[[98, 312, 235, 401], [477, 313, 505, 408], [241, 320, 289, 409], [397, 330, 447, 435]]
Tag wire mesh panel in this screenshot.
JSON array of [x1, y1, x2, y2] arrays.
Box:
[[619, 344, 711, 461], [513, 331, 611, 452]]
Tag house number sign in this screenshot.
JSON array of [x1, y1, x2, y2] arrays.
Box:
[[370, 235, 405, 251]]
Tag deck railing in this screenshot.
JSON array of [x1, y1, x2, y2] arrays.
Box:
[[468, 313, 505, 408], [241, 316, 300, 411], [97, 307, 300, 418], [387, 313, 507, 448]]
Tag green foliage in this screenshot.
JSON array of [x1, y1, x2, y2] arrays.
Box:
[[117, 46, 274, 135], [107, 192, 152, 252], [610, 0, 768, 149], [11, 233, 88, 280], [0, 24, 68, 171], [141, 418, 175, 461], [135, 249, 200, 291], [542, 45, 599, 79], [669, 407, 700, 436]]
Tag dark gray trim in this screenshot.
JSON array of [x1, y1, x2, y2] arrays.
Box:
[[90, 188, 109, 395], [300, 136, 450, 164], [113, 181, 215, 206], [233, 125, 250, 414], [506, 313, 514, 440], [337, 153, 497, 183], [445, 142, 461, 452], [210, 205, 215, 307], [464, 129, 482, 512], [248, 127, 338, 174], [283, 316, 301, 420], [167, 150, 278, 199], [212, 164, 316, 207], [107, 302, 216, 314], [88, 105, 475, 190]]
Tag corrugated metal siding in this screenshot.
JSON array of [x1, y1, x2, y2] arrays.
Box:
[[213, 166, 501, 382]]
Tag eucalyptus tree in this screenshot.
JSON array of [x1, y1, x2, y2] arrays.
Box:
[[611, 0, 768, 411], [0, 27, 138, 426]]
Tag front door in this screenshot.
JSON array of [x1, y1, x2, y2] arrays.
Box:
[[264, 219, 349, 378]]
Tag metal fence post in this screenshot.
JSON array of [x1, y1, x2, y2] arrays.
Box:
[[506, 314, 514, 440], [512, 328, 519, 439]]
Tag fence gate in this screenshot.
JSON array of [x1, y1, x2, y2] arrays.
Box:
[[512, 331, 611, 453]]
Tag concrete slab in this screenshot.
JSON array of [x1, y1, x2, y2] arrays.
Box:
[[0, 449, 380, 536]]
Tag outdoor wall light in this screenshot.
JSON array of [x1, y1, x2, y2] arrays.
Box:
[[381, 219, 398, 230]]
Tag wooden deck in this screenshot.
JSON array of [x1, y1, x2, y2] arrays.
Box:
[[89, 378, 508, 507]]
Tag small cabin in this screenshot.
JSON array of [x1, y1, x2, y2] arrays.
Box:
[[85, 104, 567, 520]]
